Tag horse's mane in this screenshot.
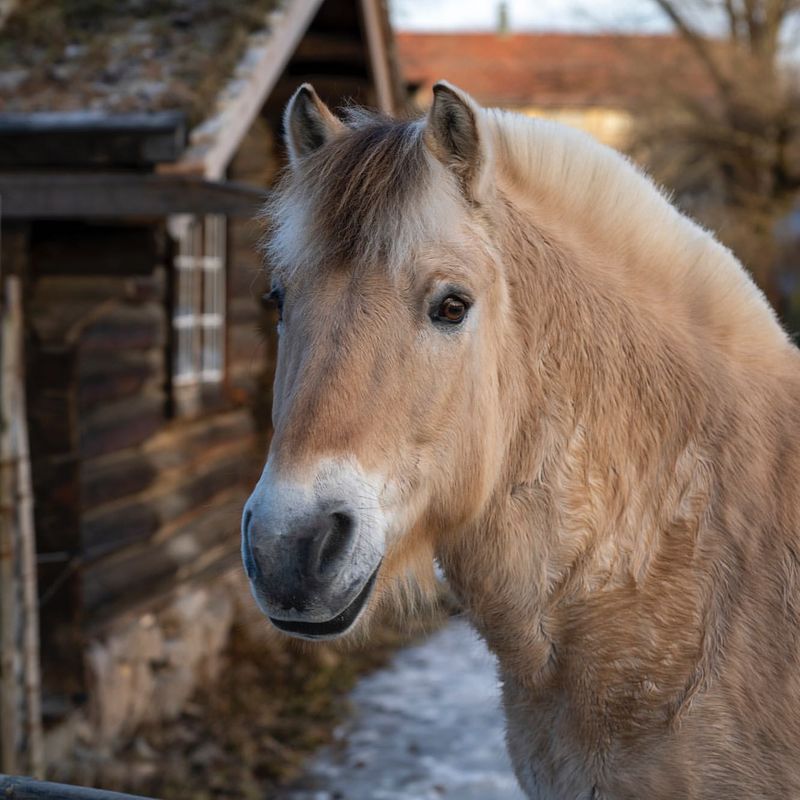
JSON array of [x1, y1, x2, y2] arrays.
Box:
[[485, 108, 787, 354]]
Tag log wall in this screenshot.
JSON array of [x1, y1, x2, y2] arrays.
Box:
[[24, 212, 268, 713], [13, 104, 282, 747]]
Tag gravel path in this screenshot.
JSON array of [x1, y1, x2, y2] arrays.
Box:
[[282, 618, 525, 800]]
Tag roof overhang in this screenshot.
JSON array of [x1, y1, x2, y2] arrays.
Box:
[[0, 173, 265, 220], [0, 112, 187, 169]]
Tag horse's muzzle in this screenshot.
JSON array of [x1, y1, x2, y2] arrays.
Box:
[[241, 461, 386, 640]]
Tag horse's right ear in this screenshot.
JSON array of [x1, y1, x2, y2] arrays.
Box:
[[283, 84, 345, 167], [424, 81, 494, 202]]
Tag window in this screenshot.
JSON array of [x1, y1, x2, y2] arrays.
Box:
[[170, 214, 226, 389]]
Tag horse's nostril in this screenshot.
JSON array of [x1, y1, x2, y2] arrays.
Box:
[[316, 511, 354, 577]]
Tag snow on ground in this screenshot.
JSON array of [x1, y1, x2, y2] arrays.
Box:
[[282, 618, 525, 800]]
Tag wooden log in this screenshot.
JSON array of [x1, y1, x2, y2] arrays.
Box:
[[81, 454, 157, 513], [0, 110, 186, 169], [81, 443, 255, 559], [78, 352, 164, 412], [143, 409, 254, 471], [0, 276, 44, 775], [79, 393, 164, 460], [0, 174, 265, 219], [0, 774, 158, 800], [0, 282, 20, 776], [82, 489, 247, 618], [29, 280, 165, 350]]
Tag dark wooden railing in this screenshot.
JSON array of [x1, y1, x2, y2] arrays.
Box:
[[0, 775, 158, 800]]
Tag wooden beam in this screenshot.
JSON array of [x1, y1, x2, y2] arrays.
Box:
[[0, 112, 186, 169], [359, 0, 395, 113], [166, 0, 325, 179], [0, 174, 265, 220]]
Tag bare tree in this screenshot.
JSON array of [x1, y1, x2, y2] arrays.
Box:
[[630, 0, 800, 309]]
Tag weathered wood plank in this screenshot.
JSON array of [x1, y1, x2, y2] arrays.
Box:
[[79, 305, 165, 354], [0, 174, 265, 219], [78, 352, 164, 412], [81, 446, 253, 559], [80, 409, 254, 508], [79, 393, 164, 460], [29, 280, 165, 349], [80, 454, 157, 513], [0, 110, 186, 169]]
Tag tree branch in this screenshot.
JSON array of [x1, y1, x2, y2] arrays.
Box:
[[651, 0, 733, 96]]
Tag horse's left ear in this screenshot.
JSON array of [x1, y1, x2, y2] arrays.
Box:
[[424, 81, 494, 202]]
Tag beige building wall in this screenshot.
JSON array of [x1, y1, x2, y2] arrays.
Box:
[[521, 106, 633, 150]]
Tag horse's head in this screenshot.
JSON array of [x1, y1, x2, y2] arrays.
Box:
[[242, 83, 509, 640]]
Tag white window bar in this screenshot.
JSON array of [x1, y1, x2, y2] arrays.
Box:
[[201, 215, 226, 382], [171, 214, 227, 388]]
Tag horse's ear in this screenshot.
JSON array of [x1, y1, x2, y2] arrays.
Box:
[[424, 81, 494, 202], [283, 84, 345, 166]]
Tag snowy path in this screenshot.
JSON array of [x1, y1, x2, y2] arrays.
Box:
[[283, 619, 525, 800]]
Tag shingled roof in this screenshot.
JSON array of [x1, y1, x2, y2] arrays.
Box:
[[0, 0, 399, 178], [397, 31, 716, 110]]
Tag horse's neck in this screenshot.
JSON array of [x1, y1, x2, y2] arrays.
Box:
[[442, 132, 800, 699]]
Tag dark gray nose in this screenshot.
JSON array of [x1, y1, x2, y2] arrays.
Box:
[[243, 507, 356, 614], [292, 510, 355, 581]]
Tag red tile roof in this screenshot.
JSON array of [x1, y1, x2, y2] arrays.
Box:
[[397, 32, 714, 110]]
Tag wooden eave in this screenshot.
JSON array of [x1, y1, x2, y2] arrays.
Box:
[[0, 173, 265, 219], [0, 112, 187, 170]]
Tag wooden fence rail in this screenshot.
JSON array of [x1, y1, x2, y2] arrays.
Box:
[[0, 775, 158, 800]]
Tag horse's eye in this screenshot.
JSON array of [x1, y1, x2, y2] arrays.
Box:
[[433, 295, 469, 325], [262, 287, 284, 320]]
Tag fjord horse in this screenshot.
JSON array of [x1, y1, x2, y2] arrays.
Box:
[[242, 82, 800, 798]]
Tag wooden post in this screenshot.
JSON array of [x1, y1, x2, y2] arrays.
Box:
[[0, 208, 44, 776]]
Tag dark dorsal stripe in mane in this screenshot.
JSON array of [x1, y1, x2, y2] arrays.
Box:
[[266, 112, 432, 274]]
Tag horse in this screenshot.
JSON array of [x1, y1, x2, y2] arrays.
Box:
[[241, 81, 800, 798]]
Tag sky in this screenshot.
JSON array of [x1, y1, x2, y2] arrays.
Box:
[[389, 0, 677, 33]]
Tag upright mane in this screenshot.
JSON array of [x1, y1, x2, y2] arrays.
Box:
[[484, 108, 788, 358]]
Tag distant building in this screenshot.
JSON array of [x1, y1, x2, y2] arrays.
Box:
[[397, 31, 712, 149]]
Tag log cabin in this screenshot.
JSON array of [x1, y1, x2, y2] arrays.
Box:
[[0, 0, 400, 770]]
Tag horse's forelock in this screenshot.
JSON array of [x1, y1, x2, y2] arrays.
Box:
[[264, 111, 463, 278]]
